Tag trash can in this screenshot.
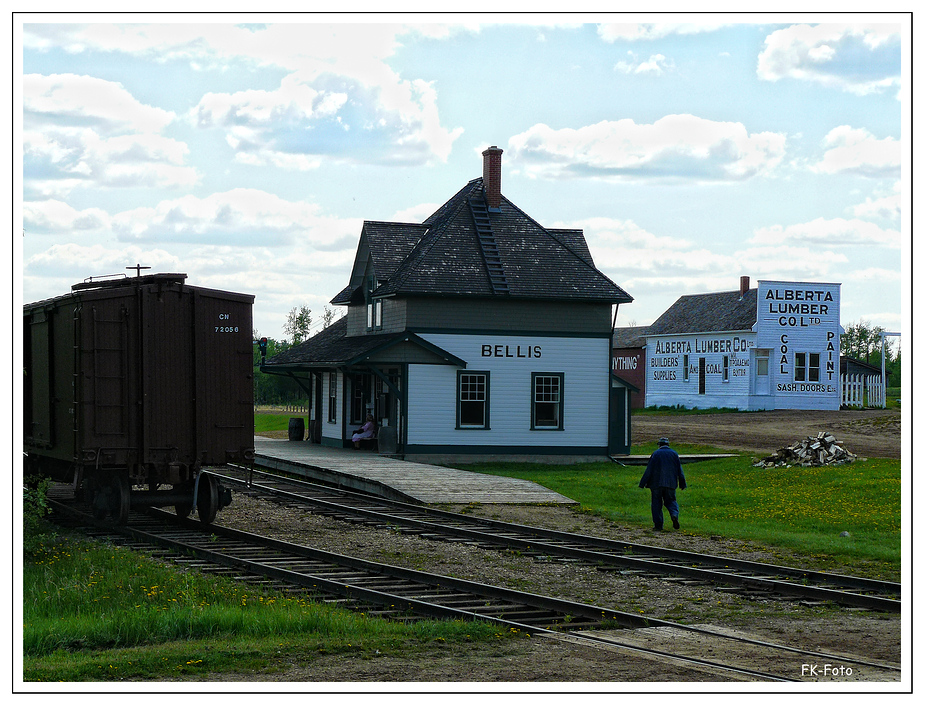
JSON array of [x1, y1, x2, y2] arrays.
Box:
[[377, 425, 397, 454], [288, 417, 305, 441]]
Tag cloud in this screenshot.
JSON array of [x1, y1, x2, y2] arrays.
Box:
[[23, 73, 198, 197], [550, 215, 852, 323], [812, 126, 901, 178], [757, 23, 901, 96], [25, 24, 464, 168], [751, 216, 901, 249], [844, 267, 901, 283], [507, 115, 786, 182], [22, 242, 183, 303], [850, 182, 901, 222], [597, 23, 726, 42], [23, 187, 363, 251], [107, 188, 362, 249], [23, 72, 175, 133], [614, 52, 674, 75]]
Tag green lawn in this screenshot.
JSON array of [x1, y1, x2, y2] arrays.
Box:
[[255, 412, 300, 434], [454, 450, 900, 579], [22, 535, 508, 681]]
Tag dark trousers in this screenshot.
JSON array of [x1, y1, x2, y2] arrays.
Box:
[[649, 487, 679, 529]]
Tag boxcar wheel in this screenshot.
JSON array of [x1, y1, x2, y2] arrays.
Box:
[[197, 473, 220, 526]]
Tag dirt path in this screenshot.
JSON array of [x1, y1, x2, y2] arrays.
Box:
[[632, 408, 901, 459]]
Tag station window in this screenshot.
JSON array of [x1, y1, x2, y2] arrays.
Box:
[[532, 373, 564, 430], [328, 372, 337, 423], [457, 371, 489, 429], [794, 352, 820, 382], [723, 355, 729, 382], [683, 354, 690, 382]]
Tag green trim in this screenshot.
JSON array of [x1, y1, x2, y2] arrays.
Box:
[[411, 326, 611, 339], [404, 444, 608, 455], [531, 372, 565, 431]]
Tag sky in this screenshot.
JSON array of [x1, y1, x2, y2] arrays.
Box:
[[16, 13, 909, 344]]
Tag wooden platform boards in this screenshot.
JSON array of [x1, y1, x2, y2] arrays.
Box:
[[252, 437, 576, 505]]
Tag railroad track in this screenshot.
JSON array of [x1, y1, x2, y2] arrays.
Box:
[[213, 465, 901, 613], [47, 495, 901, 682]]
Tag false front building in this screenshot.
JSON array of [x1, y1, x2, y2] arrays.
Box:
[[634, 277, 841, 411], [263, 147, 633, 460]]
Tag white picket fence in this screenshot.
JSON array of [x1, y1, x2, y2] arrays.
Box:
[[840, 373, 884, 408]]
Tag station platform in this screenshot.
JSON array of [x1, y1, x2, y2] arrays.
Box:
[[253, 437, 577, 506]]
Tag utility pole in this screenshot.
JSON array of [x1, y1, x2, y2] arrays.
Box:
[[880, 331, 901, 408]]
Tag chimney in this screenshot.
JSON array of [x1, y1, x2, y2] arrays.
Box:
[[739, 275, 750, 297], [482, 145, 503, 210]]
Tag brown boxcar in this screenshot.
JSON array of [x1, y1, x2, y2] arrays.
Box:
[[23, 273, 254, 523]]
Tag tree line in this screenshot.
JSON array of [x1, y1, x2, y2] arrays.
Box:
[[252, 304, 338, 406], [840, 320, 901, 387]]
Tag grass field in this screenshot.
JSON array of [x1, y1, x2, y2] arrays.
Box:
[[22, 536, 507, 681], [255, 412, 300, 435]]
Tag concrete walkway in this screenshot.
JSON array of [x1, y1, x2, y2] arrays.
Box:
[[253, 437, 576, 505]]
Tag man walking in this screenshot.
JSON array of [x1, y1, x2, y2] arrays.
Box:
[[639, 437, 687, 531]]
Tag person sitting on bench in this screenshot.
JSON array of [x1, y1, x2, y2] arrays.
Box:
[[351, 414, 377, 449]]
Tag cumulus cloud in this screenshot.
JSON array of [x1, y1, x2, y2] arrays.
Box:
[[107, 188, 362, 249], [507, 116, 786, 182], [614, 52, 674, 75], [23, 73, 198, 197], [24, 72, 174, 133], [598, 23, 726, 42], [550, 216, 850, 322], [813, 126, 901, 178], [751, 216, 901, 249], [22, 242, 183, 303], [757, 23, 901, 96], [25, 24, 464, 169], [850, 182, 901, 222]]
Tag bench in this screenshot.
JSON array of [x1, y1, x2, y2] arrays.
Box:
[[356, 434, 378, 451]]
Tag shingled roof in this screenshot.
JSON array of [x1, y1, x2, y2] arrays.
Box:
[[333, 176, 631, 305], [264, 317, 465, 369], [612, 325, 652, 348], [648, 288, 758, 335]]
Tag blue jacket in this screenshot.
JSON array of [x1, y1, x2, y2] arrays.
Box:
[[639, 446, 687, 490]]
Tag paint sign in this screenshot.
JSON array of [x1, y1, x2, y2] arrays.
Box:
[[756, 280, 841, 404]]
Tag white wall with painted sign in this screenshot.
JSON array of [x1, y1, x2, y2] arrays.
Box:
[[643, 280, 841, 411], [408, 333, 610, 447], [644, 332, 756, 409], [755, 280, 841, 410]]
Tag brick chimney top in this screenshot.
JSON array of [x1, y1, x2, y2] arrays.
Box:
[[482, 146, 503, 210], [739, 275, 750, 297]]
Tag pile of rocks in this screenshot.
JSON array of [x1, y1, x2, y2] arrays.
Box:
[[754, 432, 859, 468]]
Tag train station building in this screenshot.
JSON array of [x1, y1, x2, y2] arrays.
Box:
[[614, 277, 842, 411], [262, 147, 634, 460]]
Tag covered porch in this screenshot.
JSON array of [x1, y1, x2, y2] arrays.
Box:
[[260, 319, 465, 454]]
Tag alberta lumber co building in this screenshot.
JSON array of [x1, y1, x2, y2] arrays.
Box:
[[613, 277, 842, 411], [263, 147, 634, 460]]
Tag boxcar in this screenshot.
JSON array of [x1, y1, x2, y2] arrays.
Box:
[[23, 273, 255, 523]]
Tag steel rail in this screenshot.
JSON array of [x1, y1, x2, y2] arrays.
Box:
[[48, 497, 900, 681], [215, 466, 900, 612]]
